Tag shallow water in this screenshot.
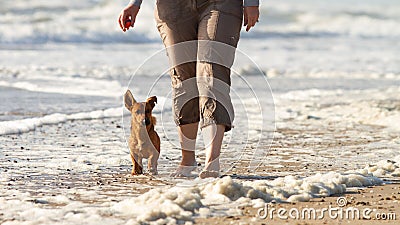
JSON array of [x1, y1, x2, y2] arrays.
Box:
[[1, 86, 399, 223]]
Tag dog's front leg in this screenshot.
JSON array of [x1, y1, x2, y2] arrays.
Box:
[[131, 153, 143, 175], [148, 153, 158, 175]]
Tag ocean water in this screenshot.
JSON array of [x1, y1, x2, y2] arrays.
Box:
[[0, 1, 398, 153], [0, 0, 399, 147], [0, 0, 399, 141], [1, 0, 400, 44], [1, 0, 399, 71]]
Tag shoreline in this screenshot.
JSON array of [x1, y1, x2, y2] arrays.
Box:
[[1, 70, 399, 225]]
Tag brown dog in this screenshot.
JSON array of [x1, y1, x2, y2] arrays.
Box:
[[124, 90, 160, 175]]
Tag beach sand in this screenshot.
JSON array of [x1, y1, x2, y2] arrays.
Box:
[[1, 84, 399, 224], [196, 183, 400, 224]]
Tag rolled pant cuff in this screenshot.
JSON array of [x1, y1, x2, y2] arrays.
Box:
[[175, 118, 200, 127], [200, 117, 232, 132]]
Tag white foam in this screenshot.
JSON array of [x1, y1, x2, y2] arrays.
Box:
[[275, 87, 400, 132], [110, 157, 400, 223], [361, 159, 400, 177], [1, 0, 400, 45], [112, 187, 203, 222], [0, 190, 123, 225], [0, 107, 124, 135], [1, 158, 398, 224], [1, 0, 399, 81], [278, 89, 343, 101], [0, 0, 159, 45], [0, 76, 123, 97]]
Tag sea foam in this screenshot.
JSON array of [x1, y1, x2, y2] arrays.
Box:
[[0, 107, 124, 135], [112, 158, 400, 223]]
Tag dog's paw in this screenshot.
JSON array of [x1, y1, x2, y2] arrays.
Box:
[[131, 168, 143, 175]]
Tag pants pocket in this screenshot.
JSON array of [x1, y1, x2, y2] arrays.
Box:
[[212, 0, 243, 20], [155, 0, 195, 23]]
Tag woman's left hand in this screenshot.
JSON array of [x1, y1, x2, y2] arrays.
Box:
[[244, 6, 259, 32]]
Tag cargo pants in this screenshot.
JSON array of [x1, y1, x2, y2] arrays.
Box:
[[155, 0, 243, 132]]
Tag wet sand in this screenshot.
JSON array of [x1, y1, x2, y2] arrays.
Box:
[[196, 182, 400, 224], [1, 85, 400, 224]]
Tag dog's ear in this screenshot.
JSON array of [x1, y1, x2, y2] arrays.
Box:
[[124, 90, 136, 110], [146, 96, 157, 109]]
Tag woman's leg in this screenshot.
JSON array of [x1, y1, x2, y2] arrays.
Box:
[[154, 1, 201, 176], [199, 124, 225, 178], [196, 0, 243, 178], [178, 122, 198, 166], [171, 122, 199, 177]]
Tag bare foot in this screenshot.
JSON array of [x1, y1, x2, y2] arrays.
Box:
[[199, 170, 219, 179], [170, 162, 197, 177], [199, 158, 220, 179]]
